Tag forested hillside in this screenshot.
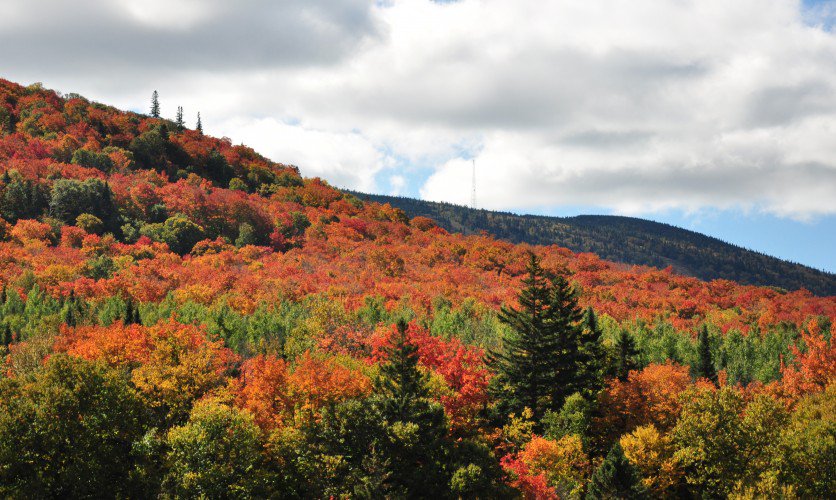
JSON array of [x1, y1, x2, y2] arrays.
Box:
[[349, 192, 836, 296], [0, 78, 833, 498]]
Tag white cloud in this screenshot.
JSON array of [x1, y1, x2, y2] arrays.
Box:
[[389, 175, 407, 196], [216, 117, 386, 192], [1, 0, 836, 219]]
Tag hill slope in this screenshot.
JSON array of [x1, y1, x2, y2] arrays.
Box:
[[0, 77, 834, 498], [348, 192, 836, 296]]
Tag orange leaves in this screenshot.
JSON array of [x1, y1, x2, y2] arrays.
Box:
[[287, 352, 372, 414], [10, 219, 54, 247], [235, 355, 291, 430], [56, 322, 151, 366], [499, 434, 590, 500], [596, 362, 692, 441], [56, 320, 237, 422], [781, 319, 835, 398], [234, 351, 371, 430]]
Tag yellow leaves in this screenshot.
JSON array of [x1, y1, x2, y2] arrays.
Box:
[[502, 407, 536, 448], [173, 284, 217, 306], [56, 320, 237, 425], [620, 425, 682, 497], [39, 263, 79, 288]]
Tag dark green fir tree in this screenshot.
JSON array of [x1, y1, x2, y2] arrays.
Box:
[[487, 251, 585, 422], [586, 442, 648, 500], [612, 328, 640, 382], [695, 325, 718, 385], [150, 90, 160, 118], [175, 106, 184, 131], [579, 306, 606, 395], [375, 319, 449, 496]]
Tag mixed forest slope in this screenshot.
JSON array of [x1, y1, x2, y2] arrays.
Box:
[[0, 78, 833, 498], [348, 192, 836, 296]]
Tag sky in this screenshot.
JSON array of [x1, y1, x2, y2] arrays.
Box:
[[0, 0, 834, 272]]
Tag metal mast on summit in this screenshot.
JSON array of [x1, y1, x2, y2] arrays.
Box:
[[471, 159, 477, 210]]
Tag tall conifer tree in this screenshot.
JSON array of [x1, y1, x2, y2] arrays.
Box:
[[586, 442, 648, 499], [150, 91, 160, 118], [487, 252, 585, 422], [695, 325, 717, 385], [374, 319, 449, 496], [579, 307, 606, 395], [175, 106, 184, 131], [613, 328, 640, 382]]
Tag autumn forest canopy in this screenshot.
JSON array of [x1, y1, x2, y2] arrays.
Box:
[[0, 79, 833, 498]]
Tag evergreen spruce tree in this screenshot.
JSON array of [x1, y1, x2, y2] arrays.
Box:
[[579, 307, 606, 395], [487, 251, 585, 422], [124, 298, 141, 325], [150, 91, 160, 118], [586, 442, 648, 499], [61, 291, 83, 328], [196, 112, 203, 135], [0, 323, 11, 348], [613, 329, 640, 382], [175, 106, 184, 131], [375, 319, 450, 496], [695, 325, 718, 385]]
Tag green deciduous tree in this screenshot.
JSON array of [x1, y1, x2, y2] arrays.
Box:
[[0, 355, 146, 498], [140, 214, 206, 255], [164, 401, 268, 498], [672, 387, 788, 498], [776, 384, 835, 497], [71, 148, 113, 172]]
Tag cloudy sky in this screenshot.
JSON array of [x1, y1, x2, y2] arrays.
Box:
[[1, 0, 835, 271]]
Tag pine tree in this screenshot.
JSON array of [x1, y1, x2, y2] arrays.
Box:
[[150, 91, 160, 118], [487, 251, 585, 422], [175, 106, 184, 131], [613, 328, 640, 382], [586, 442, 648, 499], [695, 325, 717, 385], [196, 112, 203, 135]]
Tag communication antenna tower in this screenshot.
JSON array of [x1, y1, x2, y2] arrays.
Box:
[[471, 159, 477, 210]]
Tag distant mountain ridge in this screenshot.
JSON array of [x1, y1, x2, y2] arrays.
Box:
[[347, 191, 836, 296]]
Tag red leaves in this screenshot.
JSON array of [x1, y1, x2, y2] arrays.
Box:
[[368, 322, 491, 433]]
